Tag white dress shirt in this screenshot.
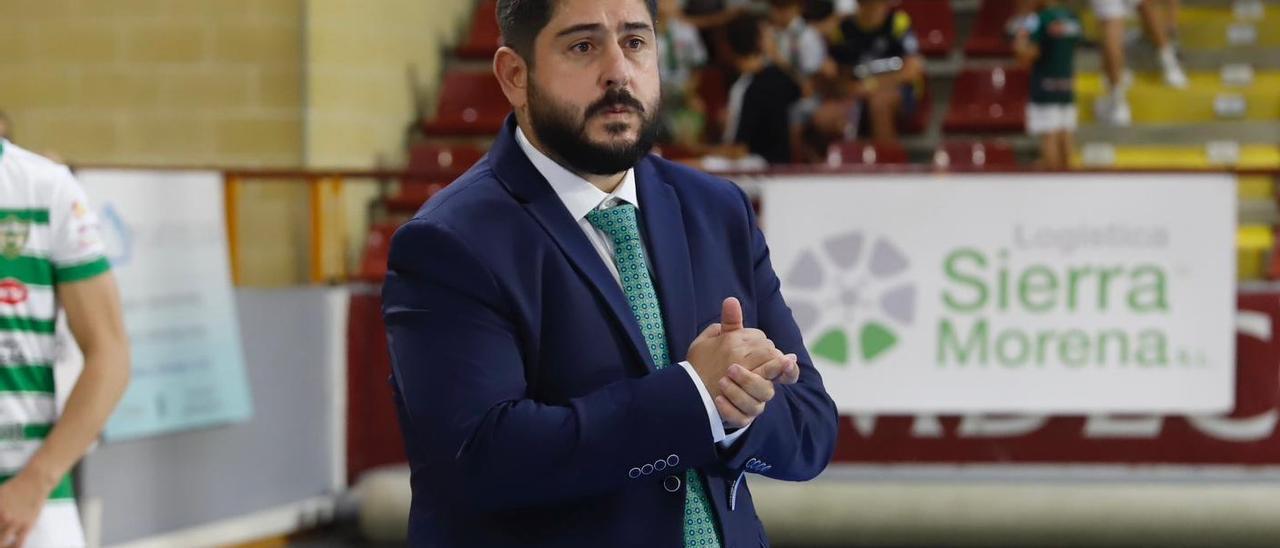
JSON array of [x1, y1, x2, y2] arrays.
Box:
[[515, 127, 748, 447], [773, 17, 828, 77]]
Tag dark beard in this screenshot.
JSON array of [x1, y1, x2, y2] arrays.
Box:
[[527, 83, 660, 176]]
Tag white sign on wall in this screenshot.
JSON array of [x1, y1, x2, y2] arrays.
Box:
[[77, 170, 252, 440], [761, 174, 1236, 414]]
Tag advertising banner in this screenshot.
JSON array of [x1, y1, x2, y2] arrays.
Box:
[[77, 170, 252, 441], [832, 294, 1280, 466], [761, 174, 1236, 414]]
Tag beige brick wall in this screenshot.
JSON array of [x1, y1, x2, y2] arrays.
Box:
[[305, 0, 476, 277], [304, 0, 474, 168], [0, 0, 477, 285], [0, 0, 304, 167]]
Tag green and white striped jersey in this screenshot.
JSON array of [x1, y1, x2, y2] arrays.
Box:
[[0, 139, 109, 547]]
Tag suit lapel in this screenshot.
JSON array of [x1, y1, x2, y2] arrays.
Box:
[[635, 159, 697, 364], [490, 115, 656, 372]]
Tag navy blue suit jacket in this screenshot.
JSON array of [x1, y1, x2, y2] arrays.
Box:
[[383, 115, 838, 547]]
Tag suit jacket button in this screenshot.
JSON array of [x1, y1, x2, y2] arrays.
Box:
[[641, 464, 654, 476], [629, 467, 642, 479], [664, 475, 682, 493], [666, 454, 679, 467]]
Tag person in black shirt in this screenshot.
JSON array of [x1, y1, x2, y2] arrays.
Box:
[[1015, 0, 1082, 169], [722, 12, 802, 165], [826, 0, 924, 144]]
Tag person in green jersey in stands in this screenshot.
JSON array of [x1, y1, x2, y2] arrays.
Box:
[[1015, 0, 1083, 170], [0, 138, 129, 547]]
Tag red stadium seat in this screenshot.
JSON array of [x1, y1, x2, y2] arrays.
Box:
[[654, 143, 702, 161], [942, 66, 1028, 133], [898, 0, 956, 57], [696, 66, 731, 143], [357, 223, 400, 282], [386, 181, 448, 214], [964, 0, 1016, 57], [422, 71, 510, 136], [935, 140, 1018, 169], [827, 141, 910, 166], [407, 143, 485, 179], [391, 144, 483, 213], [456, 0, 501, 60]]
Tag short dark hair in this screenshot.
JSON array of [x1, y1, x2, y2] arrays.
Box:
[[497, 0, 658, 65], [803, 0, 834, 22], [726, 12, 764, 58]]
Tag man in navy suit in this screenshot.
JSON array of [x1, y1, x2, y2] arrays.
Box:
[[382, 0, 838, 545]]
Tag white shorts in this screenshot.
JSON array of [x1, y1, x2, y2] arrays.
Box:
[[1091, 0, 1140, 20], [1026, 103, 1078, 135], [24, 500, 84, 547]]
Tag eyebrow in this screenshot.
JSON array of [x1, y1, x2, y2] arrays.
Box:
[[622, 21, 653, 34], [554, 21, 654, 39]]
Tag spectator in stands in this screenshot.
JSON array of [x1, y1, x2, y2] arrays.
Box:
[[827, 0, 924, 144], [657, 0, 710, 148], [806, 0, 860, 43], [1091, 0, 1187, 126], [681, 0, 753, 29], [792, 89, 857, 164], [1137, 0, 1185, 87], [1015, 0, 1082, 170], [0, 111, 11, 141], [1147, 0, 1180, 43], [723, 12, 803, 164], [767, 0, 828, 80]]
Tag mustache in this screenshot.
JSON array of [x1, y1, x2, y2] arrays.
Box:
[[585, 89, 646, 119]]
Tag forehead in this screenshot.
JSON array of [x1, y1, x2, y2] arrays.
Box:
[[544, 0, 653, 35]]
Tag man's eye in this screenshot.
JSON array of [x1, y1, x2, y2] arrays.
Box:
[[628, 38, 645, 49], [572, 42, 592, 53]]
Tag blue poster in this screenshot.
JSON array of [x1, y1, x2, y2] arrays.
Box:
[[77, 170, 253, 441]]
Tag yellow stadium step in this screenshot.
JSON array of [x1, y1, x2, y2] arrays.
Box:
[[1076, 71, 1280, 123], [1238, 225, 1275, 281], [1174, 5, 1280, 50], [1239, 175, 1276, 200], [1081, 5, 1280, 49], [1075, 144, 1280, 169]]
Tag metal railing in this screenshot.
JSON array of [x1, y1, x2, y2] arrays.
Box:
[[74, 164, 1280, 285]]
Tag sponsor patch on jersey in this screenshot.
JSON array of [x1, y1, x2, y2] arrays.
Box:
[[0, 279, 27, 305], [0, 216, 29, 260]]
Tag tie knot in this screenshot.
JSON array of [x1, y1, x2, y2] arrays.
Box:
[[585, 202, 640, 244]]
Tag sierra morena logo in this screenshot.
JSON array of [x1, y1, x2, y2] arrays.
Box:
[[784, 229, 1204, 370], [783, 231, 916, 366]]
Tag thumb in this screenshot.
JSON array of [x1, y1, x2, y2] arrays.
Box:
[[721, 297, 744, 332]]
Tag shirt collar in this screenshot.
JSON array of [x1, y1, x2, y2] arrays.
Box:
[[515, 126, 639, 222]]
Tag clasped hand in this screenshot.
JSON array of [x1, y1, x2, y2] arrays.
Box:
[[686, 297, 800, 429]]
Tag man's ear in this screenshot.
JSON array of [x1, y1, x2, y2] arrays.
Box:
[[494, 47, 529, 111]]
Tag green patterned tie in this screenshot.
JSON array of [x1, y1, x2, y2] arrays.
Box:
[[586, 202, 723, 548]]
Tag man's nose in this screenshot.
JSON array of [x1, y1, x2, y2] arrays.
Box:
[[599, 40, 632, 90]]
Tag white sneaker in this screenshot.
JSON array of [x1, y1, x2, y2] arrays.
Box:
[[1095, 95, 1132, 126], [1110, 70, 1134, 94], [1110, 99, 1132, 126], [1164, 65, 1189, 89], [1160, 48, 1189, 89]]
